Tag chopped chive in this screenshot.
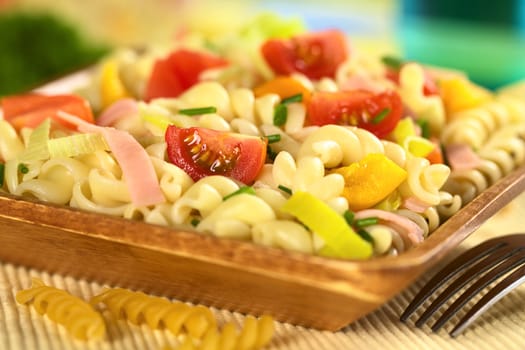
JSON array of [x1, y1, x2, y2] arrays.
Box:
[[343, 210, 355, 226], [372, 108, 390, 125], [355, 217, 379, 228], [273, 104, 288, 126], [266, 134, 281, 144], [190, 218, 200, 227], [281, 93, 303, 104], [18, 163, 29, 174], [381, 55, 404, 70], [267, 145, 278, 161], [357, 229, 375, 244], [223, 186, 256, 201], [0, 163, 4, 186], [416, 118, 431, 139], [440, 142, 450, 167], [179, 106, 217, 116], [277, 184, 292, 195]]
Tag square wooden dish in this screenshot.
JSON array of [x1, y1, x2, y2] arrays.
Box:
[[1, 73, 525, 331], [1, 165, 524, 331]]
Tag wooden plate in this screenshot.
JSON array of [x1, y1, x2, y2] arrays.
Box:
[[1, 165, 524, 331], [2, 72, 525, 330]]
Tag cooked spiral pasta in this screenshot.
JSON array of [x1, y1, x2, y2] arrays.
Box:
[[395, 207, 440, 238], [398, 156, 450, 207], [16, 278, 106, 341], [90, 288, 216, 339], [397, 63, 446, 134], [297, 125, 384, 167], [269, 151, 346, 207], [0, 120, 25, 162], [442, 125, 525, 204], [196, 193, 276, 239], [176, 315, 275, 350], [441, 96, 525, 149]]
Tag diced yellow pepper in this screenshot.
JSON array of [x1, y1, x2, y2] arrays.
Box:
[[100, 60, 131, 109], [281, 191, 372, 259], [392, 118, 435, 158], [439, 77, 492, 116], [333, 153, 407, 211]]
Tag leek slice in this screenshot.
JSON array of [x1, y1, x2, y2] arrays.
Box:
[[19, 118, 50, 161], [281, 191, 373, 260], [48, 133, 109, 158]]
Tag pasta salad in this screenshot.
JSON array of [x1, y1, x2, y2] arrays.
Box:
[[1, 13, 525, 260]]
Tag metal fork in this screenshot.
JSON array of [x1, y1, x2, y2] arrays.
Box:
[[400, 233, 525, 337]]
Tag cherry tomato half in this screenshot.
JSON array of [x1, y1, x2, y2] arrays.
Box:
[[307, 90, 403, 139], [261, 29, 349, 80], [144, 49, 228, 101], [165, 126, 267, 184], [1, 93, 94, 130]]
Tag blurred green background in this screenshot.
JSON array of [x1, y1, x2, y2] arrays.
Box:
[[0, 0, 523, 96]]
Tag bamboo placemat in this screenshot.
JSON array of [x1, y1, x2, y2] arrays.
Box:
[[1, 193, 524, 350]]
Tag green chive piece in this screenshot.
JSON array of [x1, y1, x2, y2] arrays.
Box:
[[277, 185, 292, 195], [372, 108, 390, 125], [223, 186, 256, 201], [0, 163, 5, 186], [440, 142, 450, 167], [343, 210, 355, 226], [266, 134, 281, 144], [357, 229, 375, 244], [273, 104, 288, 126], [281, 93, 303, 105], [416, 118, 431, 139], [179, 106, 217, 116], [18, 163, 29, 174], [381, 55, 404, 70], [267, 145, 278, 161], [355, 217, 379, 228], [190, 218, 200, 227]]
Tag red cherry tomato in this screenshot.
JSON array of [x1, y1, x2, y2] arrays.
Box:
[[144, 49, 228, 101], [165, 126, 267, 184], [307, 90, 403, 139], [261, 29, 349, 80], [1, 93, 94, 130]]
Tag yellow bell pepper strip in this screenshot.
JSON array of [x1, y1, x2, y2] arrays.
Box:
[[333, 153, 407, 211], [253, 76, 311, 105], [280, 191, 373, 259], [100, 60, 131, 109], [392, 118, 435, 158], [439, 76, 492, 116]]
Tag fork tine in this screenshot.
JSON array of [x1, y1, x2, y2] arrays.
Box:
[[400, 239, 508, 322], [450, 264, 525, 337], [430, 249, 525, 332], [413, 244, 518, 327]]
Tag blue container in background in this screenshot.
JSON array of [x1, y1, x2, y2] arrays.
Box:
[[398, 0, 525, 88]]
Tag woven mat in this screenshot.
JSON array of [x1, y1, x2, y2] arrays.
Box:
[[2, 193, 525, 350]]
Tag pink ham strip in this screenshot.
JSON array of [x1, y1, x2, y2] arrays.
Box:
[[96, 98, 138, 127], [354, 209, 424, 245], [57, 111, 164, 207], [445, 143, 482, 171], [402, 196, 430, 213]]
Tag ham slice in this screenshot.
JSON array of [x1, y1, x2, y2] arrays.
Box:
[[96, 98, 138, 127], [402, 196, 430, 213], [354, 209, 424, 245], [57, 111, 164, 207], [445, 143, 482, 171]]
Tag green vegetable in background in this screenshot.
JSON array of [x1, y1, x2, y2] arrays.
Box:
[[0, 11, 110, 96]]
